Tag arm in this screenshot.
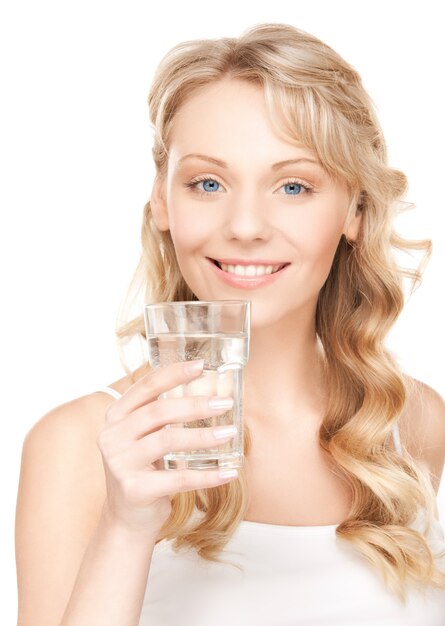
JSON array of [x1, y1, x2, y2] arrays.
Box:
[[59, 504, 159, 626], [15, 395, 158, 626]]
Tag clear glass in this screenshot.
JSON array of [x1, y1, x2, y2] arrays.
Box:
[[143, 300, 251, 470]]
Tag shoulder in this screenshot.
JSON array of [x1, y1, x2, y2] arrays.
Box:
[[21, 393, 115, 503], [24, 392, 112, 446], [20, 366, 148, 517], [24, 363, 151, 448], [92, 362, 152, 399], [400, 375, 445, 493], [16, 376, 147, 625]]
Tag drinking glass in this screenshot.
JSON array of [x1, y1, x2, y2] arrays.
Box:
[[143, 300, 250, 470]]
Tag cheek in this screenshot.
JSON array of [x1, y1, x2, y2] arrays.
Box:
[[289, 210, 344, 280], [168, 205, 211, 253], [302, 218, 342, 255]]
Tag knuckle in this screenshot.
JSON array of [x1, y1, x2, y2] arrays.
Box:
[[176, 469, 189, 492], [198, 427, 211, 446], [159, 425, 174, 449], [142, 371, 156, 393], [121, 475, 139, 501], [148, 399, 162, 421], [106, 453, 126, 477], [192, 395, 204, 414]]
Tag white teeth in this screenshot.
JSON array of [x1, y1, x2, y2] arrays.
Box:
[[219, 262, 282, 276]]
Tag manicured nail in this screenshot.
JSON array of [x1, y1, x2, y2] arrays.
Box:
[[213, 425, 237, 439], [208, 397, 234, 410], [184, 359, 204, 375], [218, 469, 238, 479]]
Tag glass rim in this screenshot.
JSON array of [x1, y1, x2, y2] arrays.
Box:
[[144, 299, 251, 309]]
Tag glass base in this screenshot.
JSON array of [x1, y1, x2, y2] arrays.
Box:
[[164, 451, 243, 471]]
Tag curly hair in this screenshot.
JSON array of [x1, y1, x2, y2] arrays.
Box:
[[114, 22, 445, 603]]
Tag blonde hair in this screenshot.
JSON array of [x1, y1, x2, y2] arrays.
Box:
[[115, 22, 445, 603]]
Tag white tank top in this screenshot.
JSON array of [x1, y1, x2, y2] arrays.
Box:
[[96, 386, 445, 625]]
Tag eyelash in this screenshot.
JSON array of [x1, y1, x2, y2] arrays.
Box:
[[184, 175, 314, 197]]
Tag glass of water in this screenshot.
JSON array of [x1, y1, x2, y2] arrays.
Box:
[[143, 300, 251, 471]]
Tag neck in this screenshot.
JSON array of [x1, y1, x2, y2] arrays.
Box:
[[243, 305, 328, 428]]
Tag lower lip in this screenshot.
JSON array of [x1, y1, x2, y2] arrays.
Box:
[[206, 258, 290, 289]]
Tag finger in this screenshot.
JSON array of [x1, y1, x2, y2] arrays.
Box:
[[129, 466, 239, 499], [120, 394, 234, 441], [129, 423, 238, 469], [105, 359, 205, 423]]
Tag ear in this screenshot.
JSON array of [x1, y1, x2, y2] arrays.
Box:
[[150, 176, 170, 232], [343, 197, 363, 242]]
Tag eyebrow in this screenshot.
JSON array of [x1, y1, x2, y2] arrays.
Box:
[[177, 153, 322, 171]]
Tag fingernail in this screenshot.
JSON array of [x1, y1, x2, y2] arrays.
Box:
[[184, 359, 204, 375], [218, 469, 238, 479], [213, 425, 237, 439], [208, 397, 234, 410]]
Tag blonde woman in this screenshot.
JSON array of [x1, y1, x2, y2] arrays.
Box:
[[16, 22, 445, 626]]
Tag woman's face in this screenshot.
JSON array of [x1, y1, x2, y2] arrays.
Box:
[[151, 78, 361, 328]]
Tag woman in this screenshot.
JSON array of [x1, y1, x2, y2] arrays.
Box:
[[16, 22, 445, 625]]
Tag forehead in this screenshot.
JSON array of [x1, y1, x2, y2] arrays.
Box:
[[167, 79, 319, 167]]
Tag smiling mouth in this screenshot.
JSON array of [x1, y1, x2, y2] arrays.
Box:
[[209, 258, 290, 275]]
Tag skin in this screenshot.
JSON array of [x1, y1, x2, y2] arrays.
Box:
[[13, 81, 444, 626], [150, 77, 362, 433], [111, 81, 444, 524]]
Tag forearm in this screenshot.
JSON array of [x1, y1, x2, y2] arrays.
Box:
[[60, 507, 159, 626]]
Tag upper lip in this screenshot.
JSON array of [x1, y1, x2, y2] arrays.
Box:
[[208, 257, 290, 267]]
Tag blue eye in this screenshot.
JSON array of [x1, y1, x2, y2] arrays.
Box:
[[184, 176, 313, 197], [184, 177, 222, 195], [283, 182, 303, 195], [201, 179, 220, 192]]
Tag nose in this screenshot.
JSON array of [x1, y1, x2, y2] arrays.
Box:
[[223, 189, 272, 242]]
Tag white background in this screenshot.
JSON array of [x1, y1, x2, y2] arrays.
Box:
[[2, 1, 444, 622]]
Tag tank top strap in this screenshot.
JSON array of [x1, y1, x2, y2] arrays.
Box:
[[95, 386, 123, 400]]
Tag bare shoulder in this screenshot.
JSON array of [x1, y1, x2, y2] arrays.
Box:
[[20, 390, 117, 520], [21, 363, 151, 516], [25, 388, 116, 449], [16, 365, 153, 625], [400, 375, 445, 493], [90, 362, 152, 406], [25, 362, 152, 443]]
